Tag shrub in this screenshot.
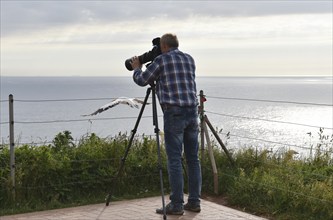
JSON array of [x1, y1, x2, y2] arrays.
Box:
[[1, 130, 332, 219]]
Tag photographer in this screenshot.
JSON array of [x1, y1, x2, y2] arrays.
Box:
[[131, 33, 202, 215]]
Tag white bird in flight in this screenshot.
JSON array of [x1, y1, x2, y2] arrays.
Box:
[[82, 97, 147, 116]]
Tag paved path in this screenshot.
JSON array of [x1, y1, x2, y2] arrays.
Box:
[[1, 196, 267, 220]]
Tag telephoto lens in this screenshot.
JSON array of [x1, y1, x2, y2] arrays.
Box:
[[125, 37, 161, 71], [125, 58, 134, 71]]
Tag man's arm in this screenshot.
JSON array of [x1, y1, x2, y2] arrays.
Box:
[[131, 56, 161, 86]]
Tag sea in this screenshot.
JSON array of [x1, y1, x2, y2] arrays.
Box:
[[1, 76, 332, 158]]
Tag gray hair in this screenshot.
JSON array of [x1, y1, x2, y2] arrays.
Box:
[[161, 33, 179, 48]]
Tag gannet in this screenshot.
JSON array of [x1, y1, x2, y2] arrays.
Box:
[[82, 97, 147, 116]]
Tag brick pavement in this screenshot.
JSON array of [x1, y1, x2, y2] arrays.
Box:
[[1, 196, 267, 220]]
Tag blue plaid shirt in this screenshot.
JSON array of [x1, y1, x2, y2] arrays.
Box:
[[133, 48, 198, 107]]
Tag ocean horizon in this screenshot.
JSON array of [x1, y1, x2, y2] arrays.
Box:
[[1, 76, 332, 158]]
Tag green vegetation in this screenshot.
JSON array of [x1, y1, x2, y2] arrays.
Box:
[[1, 130, 332, 219]]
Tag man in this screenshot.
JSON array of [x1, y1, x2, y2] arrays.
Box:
[[130, 33, 202, 215]]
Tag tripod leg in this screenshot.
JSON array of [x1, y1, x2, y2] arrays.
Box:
[[105, 88, 151, 206], [151, 86, 167, 220]]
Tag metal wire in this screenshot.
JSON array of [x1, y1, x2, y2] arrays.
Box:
[[206, 96, 332, 107], [205, 110, 333, 130]]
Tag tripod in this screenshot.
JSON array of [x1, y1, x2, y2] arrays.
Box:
[[105, 85, 167, 219]]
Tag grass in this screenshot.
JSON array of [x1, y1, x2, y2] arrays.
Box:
[[1, 130, 332, 219]]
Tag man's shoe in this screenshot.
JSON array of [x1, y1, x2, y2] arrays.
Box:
[[184, 202, 201, 212], [156, 203, 184, 215]]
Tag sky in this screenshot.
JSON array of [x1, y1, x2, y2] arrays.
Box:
[[0, 0, 332, 77]]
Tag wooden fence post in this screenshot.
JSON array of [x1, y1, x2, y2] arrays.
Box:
[[9, 94, 15, 200], [203, 122, 219, 194], [199, 91, 218, 194]]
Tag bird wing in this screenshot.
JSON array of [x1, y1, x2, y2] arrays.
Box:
[[81, 99, 121, 116], [100, 99, 122, 111], [133, 98, 150, 105], [122, 99, 139, 108], [115, 97, 137, 108], [82, 97, 146, 117]]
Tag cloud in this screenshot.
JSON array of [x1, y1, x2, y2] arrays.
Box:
[[1, 1, 332, 77], [3, 12, 331, 48], [1, 1, 332, 37]]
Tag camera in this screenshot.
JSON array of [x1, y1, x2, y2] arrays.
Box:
[[125, 37, 161, 71]]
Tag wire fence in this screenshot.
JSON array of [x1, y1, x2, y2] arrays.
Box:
[[205, 110, 333, 130], [1, 92, 333, 210], [1, 93, 332, 150]]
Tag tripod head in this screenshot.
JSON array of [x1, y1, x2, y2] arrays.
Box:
[[149, 82, 156, 88]]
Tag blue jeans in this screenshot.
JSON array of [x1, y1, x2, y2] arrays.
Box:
[[163, 106, 202, 208]]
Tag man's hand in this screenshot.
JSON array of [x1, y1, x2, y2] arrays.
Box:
[[130, 56, 142, 70]]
